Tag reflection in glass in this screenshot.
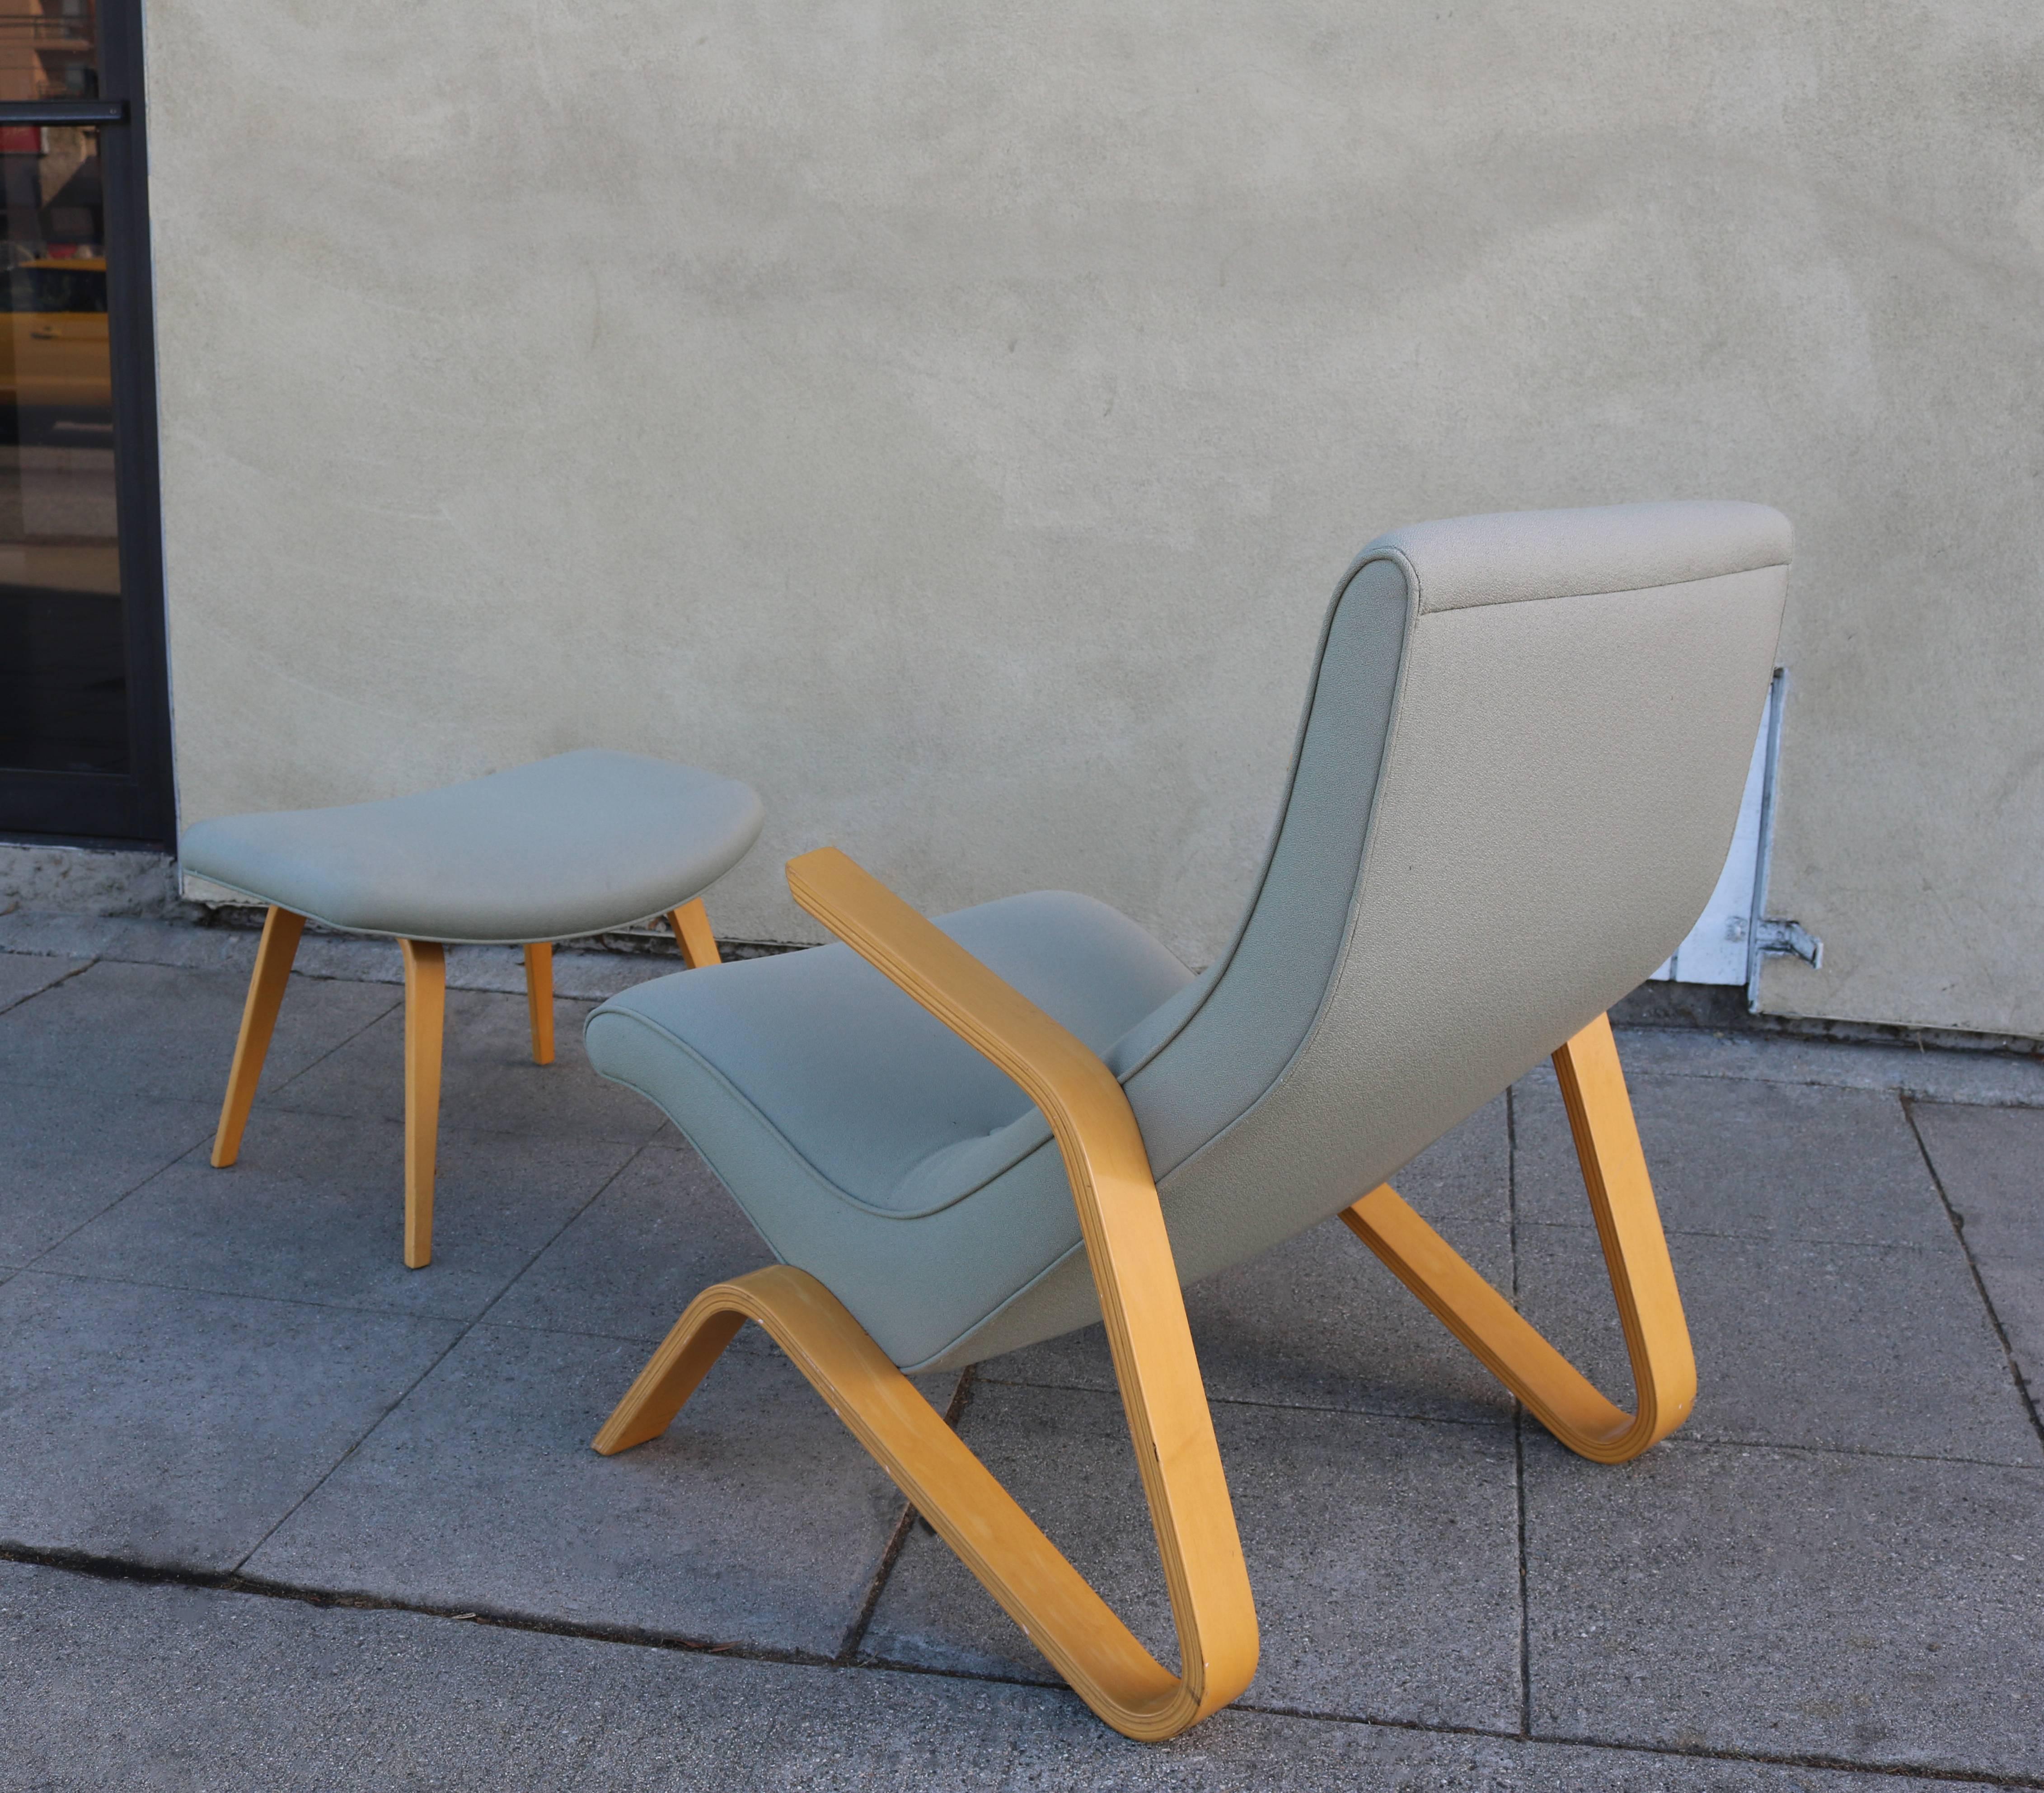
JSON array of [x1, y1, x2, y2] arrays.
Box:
[[0, 3, 125, 776], [0, 0, 98, 105]]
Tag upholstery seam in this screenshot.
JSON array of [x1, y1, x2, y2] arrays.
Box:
[[582, 1005, 1071, 1226], [1109, 549, 1407, 1090], [1128, 559, 1425, 1192], [174, 869, 740, 950], [1405, 550, 1792, 614], [908, 559, 1426, 1371]]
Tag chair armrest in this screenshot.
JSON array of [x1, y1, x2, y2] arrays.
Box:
[[785, 846, 1256, 1716], [786, 847, 1147, 1193]]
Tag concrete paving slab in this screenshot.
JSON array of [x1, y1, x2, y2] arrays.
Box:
[[38, 1108, 642, 1322], [1613, 1023, 2044, 1108], [0, 1272, 459, 1571], [273, 988, 667, 1142], [547, 948, 711, 1000], [990, 1102, 1514, 1422], [486, 1139, 774, 1344], [0, 951, 84, 1013], [0, 1080, 217, 1266], [863, 1380, 1521, 1731], [1514, 1070, 1952, 1246], [0, 908, 703, 997], [245, 1322, 921, 1657], [6, 946, 2043, 1781], [991, 1213, 1516, 1426], [1383, 1094, 1512, 1223], [289, 937, 681, 1001], [1970, 1260, 2044, 1418], [1909, 1101, 2044, 1266], [0, 958, 398, 1105], [1517, 1224, 2041, 1464], [435, 942, 694, 1001], [1910, 1098, 2044, 1426], [0, 909, 253, 967], [288, 932, 435, 983], [1524, 1435, 2044, 1780], [0, 912, 387, 984], [0, 1564, 1983, 1793]]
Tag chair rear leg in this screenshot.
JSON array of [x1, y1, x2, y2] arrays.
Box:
[[667, 899, 721, 968], [211, 906, 306, 1168], [400, 939, 446, 1268], [1342, 1011, 1695, 1462], [522, 943, 554, 1064]]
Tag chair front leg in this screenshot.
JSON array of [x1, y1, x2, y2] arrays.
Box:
[[400, 939, 446, 1268], [781, 850, 1257, 1724], [522, 943, 554, 1064], [594, 848, 1259, 1743], [596, 1267, 1231, 1741], [211, 905, 306, 1168], [1342, 1012, 1695, 1463], [667, 898, 721, 968]]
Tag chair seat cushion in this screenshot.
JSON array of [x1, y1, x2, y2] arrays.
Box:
[[179, 751, 763, 945], [583, 890, 1192, 1364]]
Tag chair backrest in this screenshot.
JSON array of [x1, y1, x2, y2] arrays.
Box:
[[1111, 500, 1791, 1287]]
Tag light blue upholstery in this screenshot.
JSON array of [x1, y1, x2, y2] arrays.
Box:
[[181, 750, 764, 946], [586, 503, 1792, 1371]]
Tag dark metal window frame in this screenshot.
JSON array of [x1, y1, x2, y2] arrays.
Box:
[[0, 1, 173, 848]]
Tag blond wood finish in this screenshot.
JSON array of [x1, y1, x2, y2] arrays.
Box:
[[596, 1267, 1232, 1736], [523, 943, 555, 1065], [211, 889, 724, 1268], [598, 847, 1258, 1740], [1341, 1013, 1695, 1463], [210, 905, 306, 1168], [667, 898, 722, 968], [400, 939, 446, 1270]]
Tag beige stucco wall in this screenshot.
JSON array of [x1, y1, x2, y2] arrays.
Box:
[[145, 2, 2044, 1034]]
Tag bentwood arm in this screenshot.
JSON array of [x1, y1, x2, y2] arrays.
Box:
[[596, 847, 1259, 1736], [784, 847, 1260, 1732]]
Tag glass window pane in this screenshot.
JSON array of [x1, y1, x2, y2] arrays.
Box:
[[0, 2, 126, 776], [0, 0, 100, 104]]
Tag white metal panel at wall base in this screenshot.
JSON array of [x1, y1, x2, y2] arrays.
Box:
[[1650, 675, 1777, 987]]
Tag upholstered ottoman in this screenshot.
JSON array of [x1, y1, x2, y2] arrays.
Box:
[[182, 750, 763, 1266]]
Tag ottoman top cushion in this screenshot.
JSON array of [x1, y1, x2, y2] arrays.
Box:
[[180, 751, 763, 945]]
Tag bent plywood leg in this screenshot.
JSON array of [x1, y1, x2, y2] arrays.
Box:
[[211, 905, 306, 1168], [400, 939, 446, 1269], [600, 849, 1255, 1740], [595, 1266, 1252, 1742], [523, 943, 555, 1065], [1341, 1012, 1695, 1464], [667, 898, 721, 969]]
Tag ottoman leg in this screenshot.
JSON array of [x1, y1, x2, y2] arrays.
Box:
[[211, 906, 307, 1169], [523, 943, 555, 1064], [668, 899, 722, 969], [401, 940, 446, 1268]]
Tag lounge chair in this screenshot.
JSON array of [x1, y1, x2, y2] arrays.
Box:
[[582, 502, 1790, 1737]]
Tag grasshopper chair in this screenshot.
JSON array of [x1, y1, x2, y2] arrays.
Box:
[[582, 502, 1791, 1738], [181, 750, 762, 1267]]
